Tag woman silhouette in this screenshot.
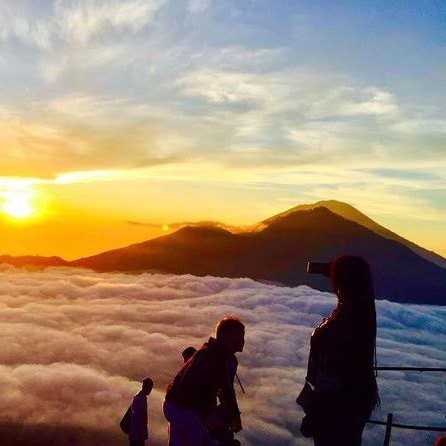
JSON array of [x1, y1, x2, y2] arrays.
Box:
[[297, 256, 379, 446]]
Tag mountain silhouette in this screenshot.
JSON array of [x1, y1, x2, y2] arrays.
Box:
[[69, 205, 446, 305], [1, 202, 445, 305], [261, 200, 446, 269], [0, 255, 68, 268]]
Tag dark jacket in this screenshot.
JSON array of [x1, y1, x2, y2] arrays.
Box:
[[306, 307, 378, 416], [130, 390, 148, 441], [166, 337, 240, 419]]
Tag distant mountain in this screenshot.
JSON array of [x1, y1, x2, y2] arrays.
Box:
[[0, 255, 68, 268], [71, 206, 446, 305], [1, 202, 445, 305], [262, 200, 446, 269]]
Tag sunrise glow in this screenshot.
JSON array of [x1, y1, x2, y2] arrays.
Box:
[[0, 3, 444, 446], [1, 192, 36, 220], [0, 0, 442, 260]]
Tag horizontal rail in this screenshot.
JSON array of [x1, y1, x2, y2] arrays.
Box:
[[368, 419, 446, 433], [374, 367, 446, 372], [368, 368, 446, 445]]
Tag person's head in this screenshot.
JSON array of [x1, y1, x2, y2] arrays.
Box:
[[142, 377, 154, 395], [215, 316, 245, 354], [182, 346, 197, 363], [330, 255, 374, 307], [330, 255, 377, 343]]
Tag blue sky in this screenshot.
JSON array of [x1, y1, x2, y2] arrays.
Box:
[[0, 0, 445, 256]]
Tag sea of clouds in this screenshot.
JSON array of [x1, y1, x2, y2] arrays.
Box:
[[0, 265, 444, 445]]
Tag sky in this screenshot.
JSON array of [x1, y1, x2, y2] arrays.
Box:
[[0, 266, 444, 445], [0, 0, 445, 258]]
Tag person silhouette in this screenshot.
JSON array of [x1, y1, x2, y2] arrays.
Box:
[[129, 378, 154, 446], [182, 346, 197, 363], [179, 344, 242, 446], [164, 316, 245, 446], [297, 256, 379, 446]]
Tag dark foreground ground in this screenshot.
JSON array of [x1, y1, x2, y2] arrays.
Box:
[[0, 422, 123, 446]]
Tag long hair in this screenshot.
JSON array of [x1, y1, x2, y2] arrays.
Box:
[[330, 256, 376, 329], [329, 255, 380, 408]]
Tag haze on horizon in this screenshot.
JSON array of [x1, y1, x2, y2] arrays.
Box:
[[0, 0, 445, 259]]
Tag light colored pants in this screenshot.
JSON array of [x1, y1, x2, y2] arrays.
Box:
[[163, 400, 218, 446]]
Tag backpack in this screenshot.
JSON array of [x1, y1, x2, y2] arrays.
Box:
[[120, 405, 132, 434]]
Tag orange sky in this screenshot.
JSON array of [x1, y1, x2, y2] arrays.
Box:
[[0, 170, 444, 260], [0, 1, 445, 260]]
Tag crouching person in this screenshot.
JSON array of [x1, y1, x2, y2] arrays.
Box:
[[164, 316, 245, 446]]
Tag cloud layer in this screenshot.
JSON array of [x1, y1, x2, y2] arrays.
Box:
[[0, 265, 444, 445]]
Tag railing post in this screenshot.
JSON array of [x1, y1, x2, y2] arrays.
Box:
[[383, 413, 393, 446]]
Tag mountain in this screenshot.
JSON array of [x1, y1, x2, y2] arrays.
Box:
[[262, 200, 446, 269], [0, 255, 68, 268], [1, 202, 444, 305], [72, 206, 446, 305]]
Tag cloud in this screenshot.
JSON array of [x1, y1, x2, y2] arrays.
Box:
[[0, 0, 167, 85], [178, 70, 273, 105], [0, 96, 184, 177], [126, 219, 248, 233], [57, 0, 166, 46], [392, 117, 446, 135], [0, 266, 444, 445], [335, 88, 399, 118], [0, 3, 52, 50], [177, 69, 400, 118], [172, 63, 444, 175], [41, 43, 127, 82], [174, 68, 415, 169], [0, 0, 166, 49], [1, 1, 445, 180], [188, 0, 212, 14]]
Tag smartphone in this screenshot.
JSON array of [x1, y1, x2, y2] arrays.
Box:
[[306, 261, 331, 276]]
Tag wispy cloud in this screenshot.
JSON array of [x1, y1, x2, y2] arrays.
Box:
[[0, 95, 185, 177], [0, 3, 52, 50], [2, 2, 445, 176], [57, 0, 166, 46], [187, 0, 212, 14], [175, 68, 408, 165], [0, 0, 166, 49], [42, 43, 127, 82]]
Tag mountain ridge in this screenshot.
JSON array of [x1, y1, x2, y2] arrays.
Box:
[[262, 200, 446, 268], [71, 206, 446, 305], [1, 202, 445, 305]]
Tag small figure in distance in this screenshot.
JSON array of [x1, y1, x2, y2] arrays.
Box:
[[297, 256, 380, 446], [130, 377, 154, 446], [164, 316, 245, 446], [182, 346, 197, 363]]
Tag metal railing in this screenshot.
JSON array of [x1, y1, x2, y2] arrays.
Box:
[[368, 367, 446, 446]]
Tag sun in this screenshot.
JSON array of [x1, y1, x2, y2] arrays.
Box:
[[2, 193, 35, 219]]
